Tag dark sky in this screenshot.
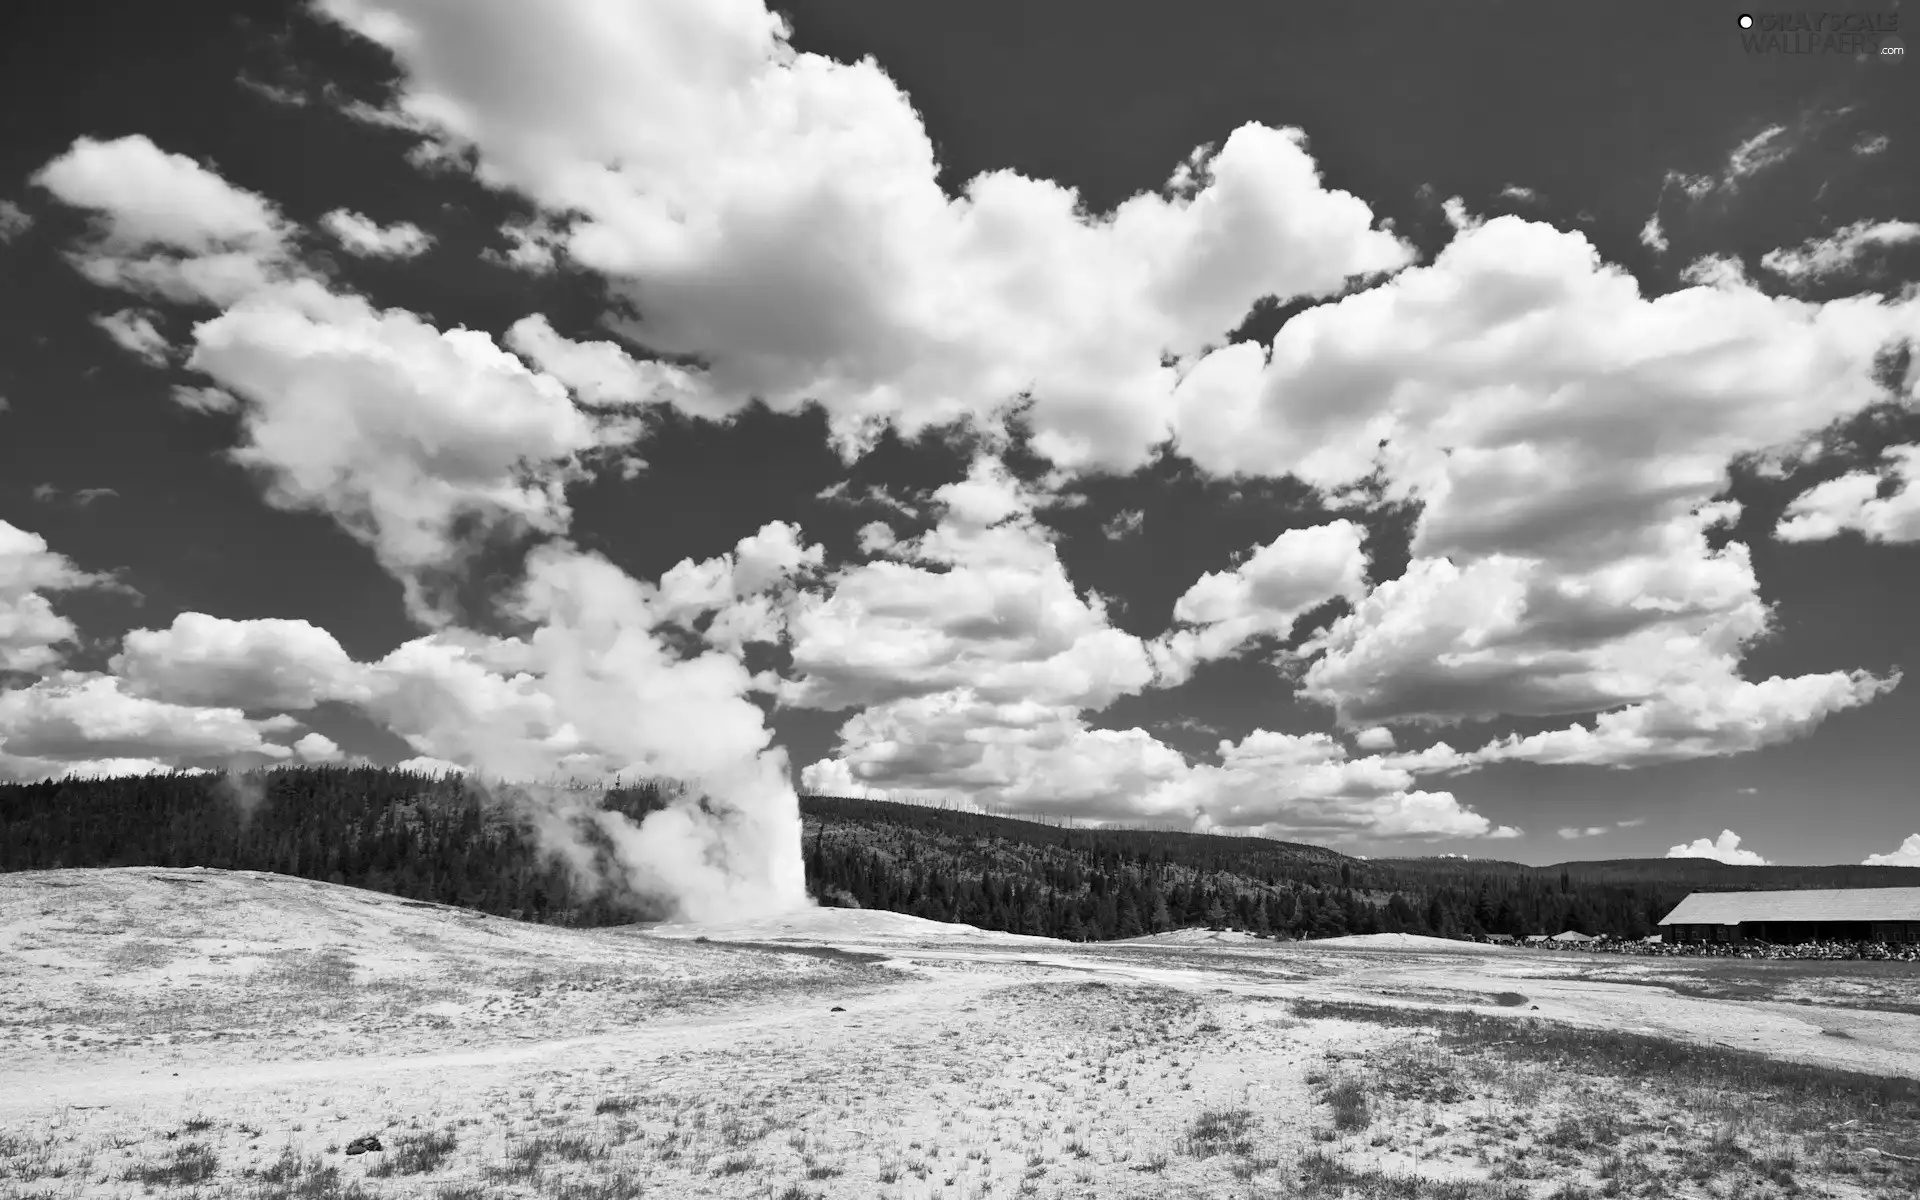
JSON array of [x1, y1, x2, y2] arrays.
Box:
[[1, 0, 1916, 866]]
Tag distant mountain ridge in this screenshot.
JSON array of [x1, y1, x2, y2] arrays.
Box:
[[1370, 855, 1920, 890], [1547, 858, 1920, 890], [802, 796, 1920, 892]]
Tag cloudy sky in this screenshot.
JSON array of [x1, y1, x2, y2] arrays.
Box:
[[2, 0, 1917, 870]]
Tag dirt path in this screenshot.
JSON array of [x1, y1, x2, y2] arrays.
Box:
[[0, 964, 1009, 1117], [793, 938, 1920, 1080], [1310, 955, 1920, 1078]]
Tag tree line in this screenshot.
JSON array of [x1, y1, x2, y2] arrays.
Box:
[[3, 769, 1914, 941], [801, 797, 1669, 941], [0, 767, 666, 925]]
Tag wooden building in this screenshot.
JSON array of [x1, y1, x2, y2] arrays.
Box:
[[1658, 887, 1920, 945]]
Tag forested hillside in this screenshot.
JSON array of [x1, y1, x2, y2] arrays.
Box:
[[4, 768, 1916, 941], [0, 767, 670, 924], [801, 796, 1667, 940]]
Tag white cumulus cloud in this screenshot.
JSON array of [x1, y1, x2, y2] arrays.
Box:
[[1776, 444, 1920, 544], [783, 457, 1155, 713], [1723, 125, 1793, 188], [314, 0, 1414, 471], [1862, 833, 1920, 867], [31, 134, 294, 305], [0, 521, 118, 675], [188, 279, 630, 623], [293, 731, 344, 763], [0, 672, 296, 782], [112, 613, 373, 710], [0, 199, 31, 242], [1153, 520, 1368, 685], [1472, 670, 1897, 768], [91, 308, 170, 365], [654, 521, 826, 655], [170, 384, 240, 414], [319, 208, 434, 258], [1760, 219, 1920, 284], [1353, 726, 1396, 751], [295, 1, 1917, 778], [803, 710, 1508, 843], [1665, 828, 1769, 865], [1639, 212, 1668, 254], [505, 314, 727, 415]]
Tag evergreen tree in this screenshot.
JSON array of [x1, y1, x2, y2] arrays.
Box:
[[1472, 882, 1499, 933], [1311, 899, 1348, 938], [1386, 892, 1419, 932], [1018, 894, 1046, 937], [1495, 895, 1523, 937]]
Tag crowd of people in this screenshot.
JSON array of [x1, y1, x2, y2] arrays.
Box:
[[1488, 933, 1920, 961]]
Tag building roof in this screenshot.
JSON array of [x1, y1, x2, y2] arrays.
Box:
[[1549, 930, 1595, 941], [1658, 888, 1920, 926]]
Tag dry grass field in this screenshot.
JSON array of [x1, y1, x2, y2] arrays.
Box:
[[1521, 955, 1920, 1017], [4, 868, 1919, 1199]]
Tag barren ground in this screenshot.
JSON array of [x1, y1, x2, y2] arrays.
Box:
[[4, 868, 1919, 1199]]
